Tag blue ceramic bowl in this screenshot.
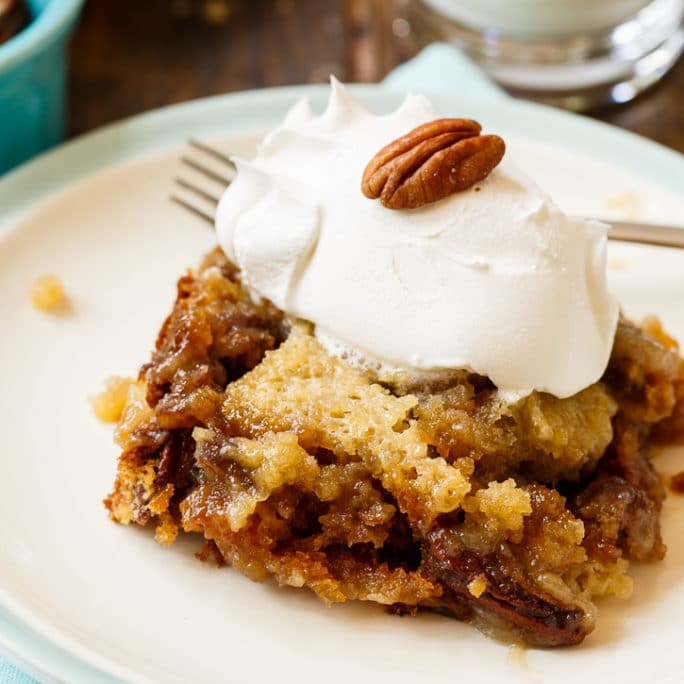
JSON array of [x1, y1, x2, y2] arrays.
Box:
[[0, 0, 85, 175]]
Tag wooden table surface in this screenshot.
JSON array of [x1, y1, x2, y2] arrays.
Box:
[[68, 0, 684, 153]]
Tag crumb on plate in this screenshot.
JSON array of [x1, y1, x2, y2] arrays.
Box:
[[507, 643, 528, 668], [90, 376, 135, 423], [604, 191, 640, 220], [30, 274, 68, 312]]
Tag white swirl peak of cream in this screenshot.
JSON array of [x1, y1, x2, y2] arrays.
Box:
[[215, 79, 619, 399]]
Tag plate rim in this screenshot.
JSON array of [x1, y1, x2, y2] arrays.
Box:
[[0, 82, 683, 684], [1, 82, 683, 232]]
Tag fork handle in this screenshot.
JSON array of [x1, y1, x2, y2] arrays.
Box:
[[605, 220, 684, 249]]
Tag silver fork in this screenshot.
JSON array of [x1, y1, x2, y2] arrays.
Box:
[[172, 140, 684, 249], [171, 139, 234, 225]]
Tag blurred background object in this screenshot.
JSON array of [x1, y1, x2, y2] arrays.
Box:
[[394, 0, 684, 110], [67, 0, 345, 136], [0, 0, 84, 173], [65, 0, 684, 152], [0, 0, 29, 46], [0, 0, 682, 176]]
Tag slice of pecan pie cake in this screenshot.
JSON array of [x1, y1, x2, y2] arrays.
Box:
[[104, 81, 684, 647]]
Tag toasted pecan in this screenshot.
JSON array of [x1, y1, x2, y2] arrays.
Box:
[[422, 529, 590, 647], [361, 118, 505, 210]]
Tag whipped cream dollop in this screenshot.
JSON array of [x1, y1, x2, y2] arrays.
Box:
[[216, 79, 619, 399]]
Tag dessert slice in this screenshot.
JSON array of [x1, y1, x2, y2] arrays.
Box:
[[106, 250, 682, 646], [105, 84, 683, 646]]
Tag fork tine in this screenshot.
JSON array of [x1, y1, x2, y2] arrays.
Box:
[[181, 156, 233, 186], [170, 195, 215, 226], [174, 177, 221, 205], [188, 139, 236, 168], [172, 139, 236, 224]]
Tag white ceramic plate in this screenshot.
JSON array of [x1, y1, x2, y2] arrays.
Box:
[[0, 85, 683, 684]]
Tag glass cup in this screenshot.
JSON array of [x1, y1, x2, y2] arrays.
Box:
[[393, 0, 684, 109]]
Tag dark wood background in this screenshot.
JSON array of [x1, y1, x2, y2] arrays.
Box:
[[68, 0, 684, 153]]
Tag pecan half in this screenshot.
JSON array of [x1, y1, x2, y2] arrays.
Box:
[[361, 118, 505, 210], [421, 529, 591, 647]]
